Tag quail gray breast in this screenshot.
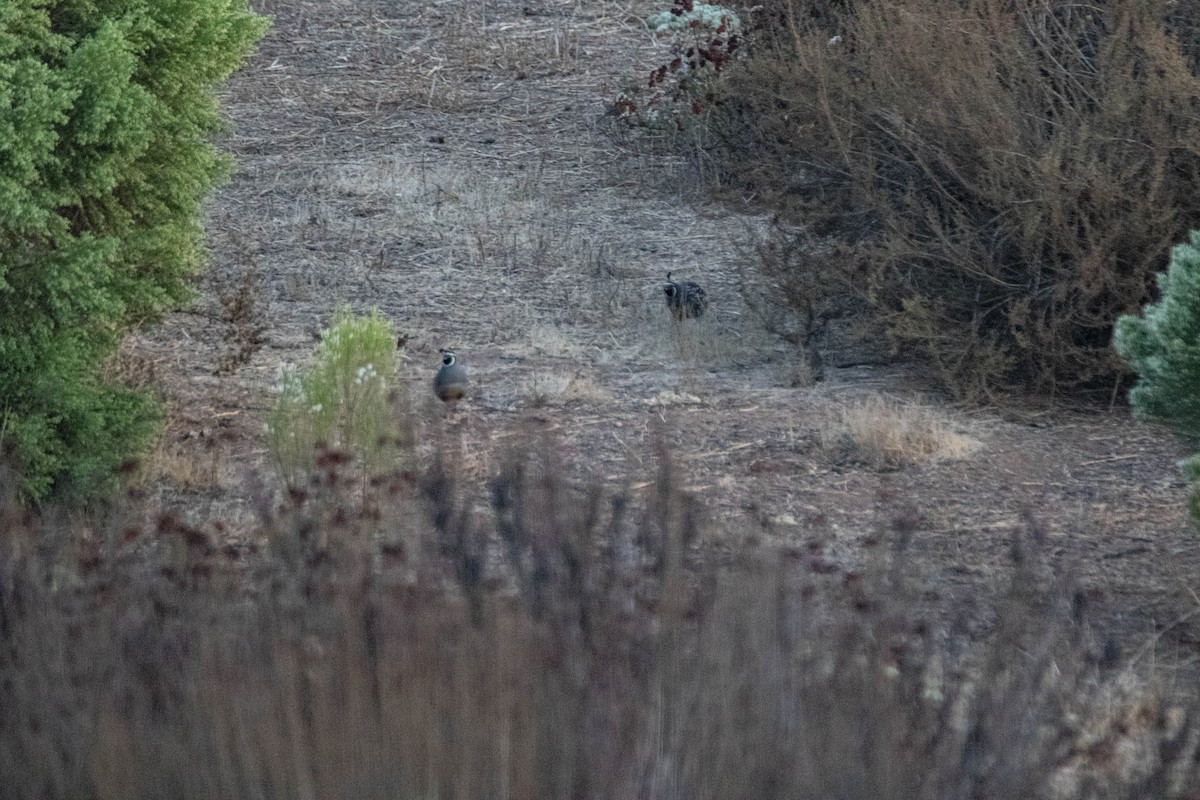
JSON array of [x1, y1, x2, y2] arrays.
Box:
[[663, 271, 708, 320], [434, 350, 468, 403]]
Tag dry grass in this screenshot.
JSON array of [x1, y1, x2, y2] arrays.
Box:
[[643, 389, 703, 407], [641, 295, 781, 372], [147, 441, 223, 492], [94, 0, 1192, 648], [771, 347, 820, 388], [819, 394, 980, 470], [523, 324, 589, 359], [522, 368, 611, 406], [98, 8, 1200, 795]]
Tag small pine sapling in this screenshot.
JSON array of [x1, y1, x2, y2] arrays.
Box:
[[1114, 230, 1200, 521]]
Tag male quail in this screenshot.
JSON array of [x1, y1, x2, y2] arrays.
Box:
[[434, 350, 468, 404], [664, 272, 708, 320]]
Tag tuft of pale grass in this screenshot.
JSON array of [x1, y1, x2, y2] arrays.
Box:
[[562, 373, 610, 403], [147, 442, 222, 491], [641, 271, 779, 370], [522, 369, 610, 407], [523, 371, 573, 407], [773, 347, 821, 388], [644, 389, 703, 407], [647, 305, 746, 367], [525, 324, 585, 359], [819, 394, 980, 470]]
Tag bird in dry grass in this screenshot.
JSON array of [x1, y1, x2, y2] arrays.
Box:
[[663, 272, 708, 320], [434, 350, 468, 405]]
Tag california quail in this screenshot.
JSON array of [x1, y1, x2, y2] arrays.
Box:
[[663, 272, 708, 320], [434, 350, 468, 404]]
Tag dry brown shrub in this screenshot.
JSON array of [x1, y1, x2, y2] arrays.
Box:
[[721, 0, 1200, 400]]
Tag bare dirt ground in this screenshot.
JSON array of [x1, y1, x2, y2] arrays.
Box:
[[125, 0, 1200, 683]]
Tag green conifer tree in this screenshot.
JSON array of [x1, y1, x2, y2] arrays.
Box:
[[0, 0, 267, 502], [1114, 230, 1200, 521]]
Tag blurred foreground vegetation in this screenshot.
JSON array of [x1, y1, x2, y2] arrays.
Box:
[[2, 443, 1198, 799]]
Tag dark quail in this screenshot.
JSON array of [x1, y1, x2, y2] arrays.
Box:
[[434, 350, 468, 404], [663, 271, 708, 320]]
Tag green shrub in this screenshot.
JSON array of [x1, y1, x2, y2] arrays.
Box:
[[719, 0, 1200, 400], [1114, 230, 1200, 520], [267, 308, 407, 490], [0, 0, 268, 502]]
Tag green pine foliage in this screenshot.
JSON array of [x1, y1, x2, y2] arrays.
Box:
[[0, 0, 268, 502], [1114, 230, 1200, 522], [1114, 232, 1200, 433]]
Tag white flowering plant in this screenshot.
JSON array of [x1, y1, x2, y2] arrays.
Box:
[[266, 308, 405, 489]]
